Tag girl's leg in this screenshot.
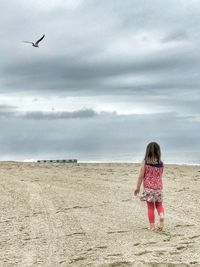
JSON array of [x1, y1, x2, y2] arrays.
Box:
[[155, 201, 165, 230], [155, 201, 164, 215], [146, 201, 155, 230]]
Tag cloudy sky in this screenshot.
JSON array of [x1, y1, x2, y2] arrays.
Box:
[[0, 0, 200, 163]]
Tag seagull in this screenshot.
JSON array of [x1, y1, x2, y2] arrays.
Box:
[[23, 34, 45, 47]]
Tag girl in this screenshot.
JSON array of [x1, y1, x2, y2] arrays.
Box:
[[134, 142, 165, 231]]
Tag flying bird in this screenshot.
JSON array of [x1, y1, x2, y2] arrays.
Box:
[[23, 34, 45, 47]]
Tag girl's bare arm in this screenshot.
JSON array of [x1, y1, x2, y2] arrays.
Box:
[[134, 161, 145, 195]]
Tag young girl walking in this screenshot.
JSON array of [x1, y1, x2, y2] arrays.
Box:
[[134, 142, 165, 231]]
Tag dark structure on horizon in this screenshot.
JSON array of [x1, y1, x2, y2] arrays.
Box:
[[37, 159, 77, 163]]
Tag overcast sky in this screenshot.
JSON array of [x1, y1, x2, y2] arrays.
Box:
[[0, 0, 200, 162]]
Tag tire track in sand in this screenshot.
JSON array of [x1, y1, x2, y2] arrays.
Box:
[[29, 180, 95, 266]]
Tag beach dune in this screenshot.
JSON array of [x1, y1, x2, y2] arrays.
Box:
[[0, 162, 199, 267]]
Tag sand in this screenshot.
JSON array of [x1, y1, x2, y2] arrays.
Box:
[[0, 162, 200, 267]]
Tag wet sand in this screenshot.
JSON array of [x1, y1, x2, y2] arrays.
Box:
[[0, 162, 199, 267]]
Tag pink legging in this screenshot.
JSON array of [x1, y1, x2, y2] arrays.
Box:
[[146, 201, 164, 223]]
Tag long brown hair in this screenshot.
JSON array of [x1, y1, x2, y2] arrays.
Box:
[[144, 142, 161, 164]]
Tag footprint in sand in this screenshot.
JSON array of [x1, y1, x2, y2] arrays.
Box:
[[106, 253, 123, 257], [133, 242, 140, 246], [188, 234, 200, 239], [65, 232, 86, 237], [107, 230, 130, 234], [70, 256, 86, 263], [143, 241, 157, 245], [98, 261, 131, 267], [175, 224, 194, 228], [96, 245, 108, 249], [176, 245, 187, 250], [121, 198, 131, 202], [97, 261, 191, 267], [134, 250, 152, 256]]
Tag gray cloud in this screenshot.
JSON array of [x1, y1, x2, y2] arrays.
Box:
[[0, 111, 199, 162], [1, 0, 200, 96], [2, 48, 199, 96], [161, 31, 189, 43], [0, 104, 18, 117], [24, 109, 101, 119], [0, 104, 16, 110], [0, 108, 117, 119]]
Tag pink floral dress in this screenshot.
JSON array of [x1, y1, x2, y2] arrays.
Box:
[[140, 162, 164, 202]]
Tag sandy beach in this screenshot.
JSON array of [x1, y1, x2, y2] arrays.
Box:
[[0, 162, 200, 267]]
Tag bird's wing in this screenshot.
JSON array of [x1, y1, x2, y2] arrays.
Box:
[[23, 41, 33, 44], [35, 34, 45, 44]]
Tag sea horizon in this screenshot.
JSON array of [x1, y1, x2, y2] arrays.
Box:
[[0, 150, 200, 165]]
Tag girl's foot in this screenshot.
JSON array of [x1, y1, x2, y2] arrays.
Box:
[[157, 213, 164, 231], [148, 223, 156, 231]]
